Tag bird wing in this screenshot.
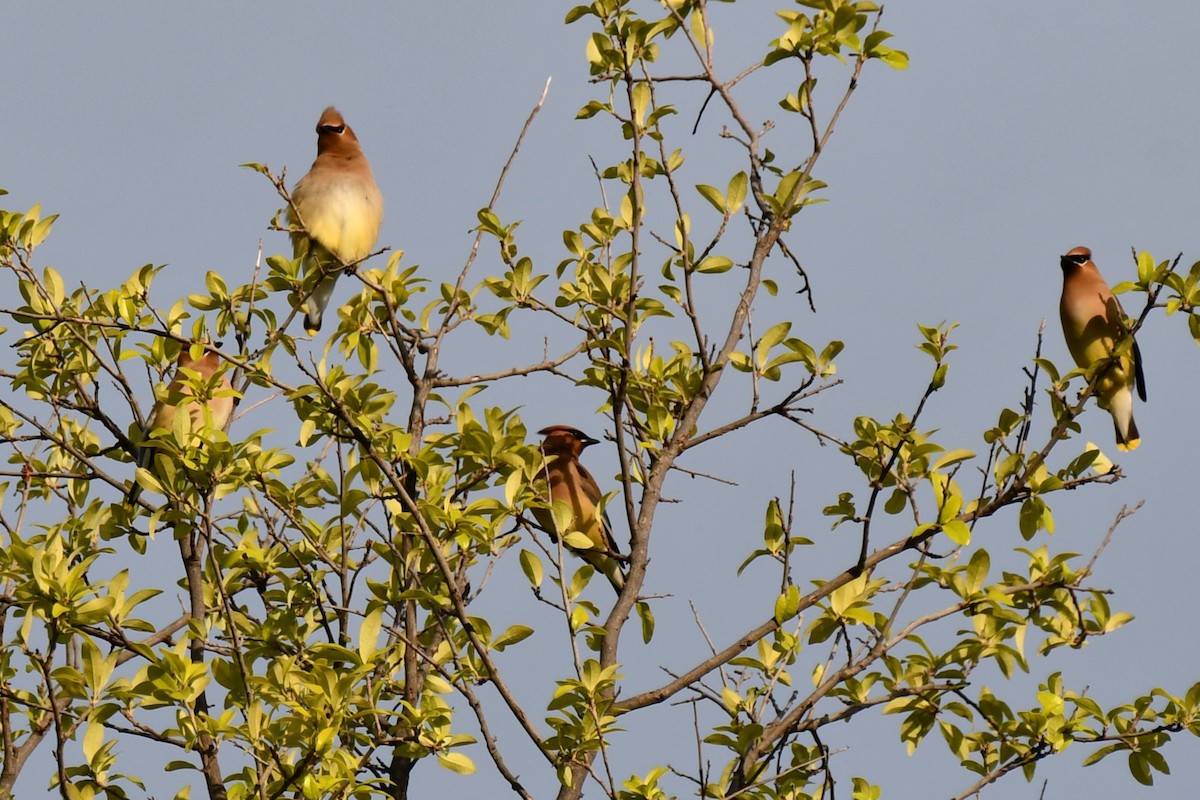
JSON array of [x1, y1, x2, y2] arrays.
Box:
[[1113, 293, 1147, 403], [575, 462, 620, 554], [1132, 337, 1147, 402]]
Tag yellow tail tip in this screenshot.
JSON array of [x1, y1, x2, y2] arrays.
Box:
[[1116, 438, 1141, 452], [305, 327, 320, 337]]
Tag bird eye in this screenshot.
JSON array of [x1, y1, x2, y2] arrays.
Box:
[[319, 124, 346, 134]]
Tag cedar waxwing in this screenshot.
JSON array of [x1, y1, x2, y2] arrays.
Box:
[[128, 345, 235, 504], [1058, 246, 1147, 451], [288, 107, 384, 336], [532, 425, 627, 593]]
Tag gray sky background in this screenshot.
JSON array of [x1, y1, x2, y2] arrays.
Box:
[[4, 3, 1199, 798]]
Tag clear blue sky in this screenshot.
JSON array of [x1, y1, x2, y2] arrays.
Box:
[[4, 3, 1199, 797]]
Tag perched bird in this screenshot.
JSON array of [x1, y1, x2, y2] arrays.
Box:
[[128, 344, 235, 504], [1058, 246, 1147, 451], [288, 106, 384, 336], [532, 425, 626, 593]]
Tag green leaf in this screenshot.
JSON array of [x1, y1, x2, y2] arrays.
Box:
[[883, 487, 906, 515], [82, 721, 105, 765], [358, 605, 383, 661], [966, 549, 989, 594], [438, 751, 476, 775], [577, 99, 610, 119], [1019, 497, 1049, 539], [1128, 751, 1153, 786], [563, 531, 596, 551], [696, 255, 733, 274], [882, 49, 909, 69], [298, 418, 316, 447], [43, 266, 65, 306], [493, 625, 534, 650], [933, 449, 975, 471], [1082, 743, 1124, 767], [29, 214, 58, 248], [1136, 250, 1156, 284], [519, 549, 544, 588], [726, 172, 748, 214], [774, 585, 800, 623], [696, 184, 726, 213], [636, 601, 655, 643]]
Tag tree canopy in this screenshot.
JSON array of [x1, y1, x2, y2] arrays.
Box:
[[0, 2, 1198, 799]]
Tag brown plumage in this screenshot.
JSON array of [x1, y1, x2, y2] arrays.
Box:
[[128, 345, 235, 504], [1058, 246, 1146, 451], [288, 106, 384, 336], [532, 425, 626, 593]]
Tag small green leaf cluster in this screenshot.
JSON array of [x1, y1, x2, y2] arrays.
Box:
[[768, 2, 909, 68]]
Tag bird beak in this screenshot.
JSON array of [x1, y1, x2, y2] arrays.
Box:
[[580, 435, 600, 449]]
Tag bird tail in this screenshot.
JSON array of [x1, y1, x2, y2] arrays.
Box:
[[303, 273, 339, 336], [1109, 389, 1140, 451], [583, 551, 626, 594], [126, 444, 152, 505], [601, 558, 626, 594], [1114, 414, 1140, 452]]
